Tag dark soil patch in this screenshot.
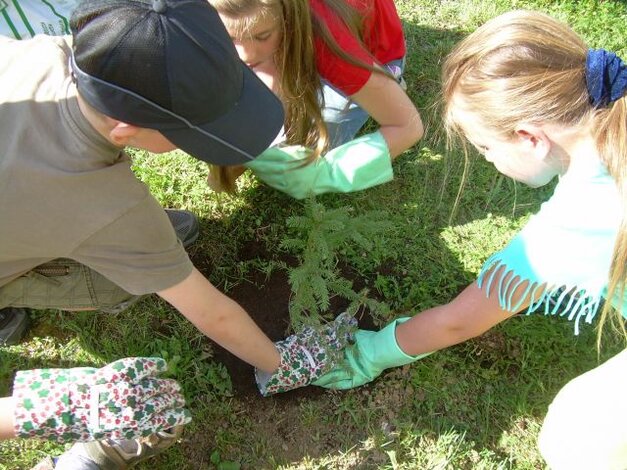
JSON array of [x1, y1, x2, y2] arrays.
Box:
[[237, 238, 276, 262], [211, 265, 358, 399], [190, 239, 384, 399]]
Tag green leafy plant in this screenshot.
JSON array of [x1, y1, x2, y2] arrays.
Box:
[[281, 198, 392, 329], [203, 362, 233, 397]]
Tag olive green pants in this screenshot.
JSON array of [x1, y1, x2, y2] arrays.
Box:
[[0, 259, 142, 313]]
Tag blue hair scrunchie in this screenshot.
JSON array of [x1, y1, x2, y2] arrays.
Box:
[[586, 49, 627, 108]]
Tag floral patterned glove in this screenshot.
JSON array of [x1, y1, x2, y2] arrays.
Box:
[[13, 357, 191, 443], [255, 312, 357, 396]]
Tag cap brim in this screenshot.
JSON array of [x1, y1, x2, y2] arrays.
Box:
[[161, 65, 284, 165]]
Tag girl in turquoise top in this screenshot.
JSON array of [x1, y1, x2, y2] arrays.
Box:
[[309, 10, 627, 468]]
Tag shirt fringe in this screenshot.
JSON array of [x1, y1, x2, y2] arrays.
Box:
[[477, 254, 602, 335]]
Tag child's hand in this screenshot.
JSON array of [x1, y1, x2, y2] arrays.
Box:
[[13, 357, 191, 443], [255, 312, 357, 396], [313, 318, 432, 389]]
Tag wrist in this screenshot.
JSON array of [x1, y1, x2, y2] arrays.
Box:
[[369, 318, 424, 369], [264, 346, 282, 374], [390, 318, 433, 362]]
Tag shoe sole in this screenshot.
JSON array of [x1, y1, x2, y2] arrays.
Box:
[[83, 426, 184, 469]]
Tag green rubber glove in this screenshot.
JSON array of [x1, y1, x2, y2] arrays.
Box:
[[13, 357, 191, 443], [244, 131, 393, 199], [313, 318, 432, 390]]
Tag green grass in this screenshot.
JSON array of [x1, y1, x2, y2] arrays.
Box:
[[2, 0, 626, 468]]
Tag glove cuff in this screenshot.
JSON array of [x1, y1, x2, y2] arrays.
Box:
[[321, 131, 393, 192], [377, 317, 432, 369], [255, 342, 312, 397], [12, 369, 74, 442]]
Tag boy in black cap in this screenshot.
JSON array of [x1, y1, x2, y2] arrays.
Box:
[[0, 0, 355, 467], [0, 0, 283, 341]]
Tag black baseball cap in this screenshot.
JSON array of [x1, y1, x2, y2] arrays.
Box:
[[70, 0, 284, 165]]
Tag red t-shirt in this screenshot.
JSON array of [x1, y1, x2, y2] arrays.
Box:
[[311, 0, 406, 95]]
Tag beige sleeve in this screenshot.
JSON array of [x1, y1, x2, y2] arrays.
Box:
[[70, 194, 194, 295]]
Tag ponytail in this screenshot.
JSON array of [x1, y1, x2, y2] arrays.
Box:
[[594, 95, 627, 342]]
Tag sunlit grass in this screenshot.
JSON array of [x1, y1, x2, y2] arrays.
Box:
[[2, 1, 625, 468]]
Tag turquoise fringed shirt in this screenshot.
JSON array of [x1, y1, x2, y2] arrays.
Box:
[[478, 154, 624, 334]]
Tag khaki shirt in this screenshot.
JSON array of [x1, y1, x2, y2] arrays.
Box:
[[0, 35, 193, 294]]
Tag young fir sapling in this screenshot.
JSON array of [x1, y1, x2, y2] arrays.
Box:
[[281, 199, 392, 330]]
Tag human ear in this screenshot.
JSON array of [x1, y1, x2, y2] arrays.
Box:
[[108, 122, 141, 147], [514, 125, 551, 162]]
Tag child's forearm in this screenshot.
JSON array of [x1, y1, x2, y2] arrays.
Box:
[[193, 294, 281, 373], [395, 282, 517, 356], [350, 72, 423, 158], [378, 114, 424, 158], [0, 397, 16, 440], [158, 268, 281, 373]]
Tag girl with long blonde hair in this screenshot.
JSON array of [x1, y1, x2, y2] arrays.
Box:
[[208, 0, 423, 198], [315, 11, 627, 468]]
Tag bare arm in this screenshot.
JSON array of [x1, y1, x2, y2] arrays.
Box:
[[253, 59, 422, 158], [350, 71, 424, 157], [0, 397, 15, 440], [252, 58, 423, 157], [396, 281, 521, 355], [158, 267, 281, 373]]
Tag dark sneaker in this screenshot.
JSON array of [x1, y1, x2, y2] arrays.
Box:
[[0, 307, 30, 346], [165, 209, 199, 249]]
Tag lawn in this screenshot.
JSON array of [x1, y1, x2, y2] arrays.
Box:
[[1, 0, 626, 468]]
